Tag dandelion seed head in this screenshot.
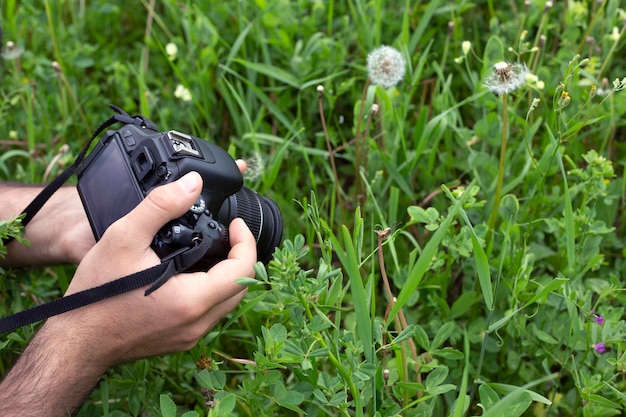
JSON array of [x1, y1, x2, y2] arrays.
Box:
[[316, 85, 324, 93], [484, 61, 529, 95], [366, 45, 406, 89]]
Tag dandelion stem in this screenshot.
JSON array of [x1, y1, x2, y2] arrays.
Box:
[[486, 92, 508, 250]]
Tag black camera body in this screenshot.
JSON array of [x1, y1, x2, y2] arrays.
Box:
[[76, 117, 282, 271]]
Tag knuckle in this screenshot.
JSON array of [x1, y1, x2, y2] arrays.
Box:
[[171, 297, 205, 323]]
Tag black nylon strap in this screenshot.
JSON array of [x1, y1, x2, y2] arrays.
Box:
[[0, 234, 211, 334]]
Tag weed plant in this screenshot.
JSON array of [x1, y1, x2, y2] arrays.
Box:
[[1, 1, 626, 416]]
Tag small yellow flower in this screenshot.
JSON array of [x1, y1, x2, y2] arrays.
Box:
[[558, 90, 571, 108]]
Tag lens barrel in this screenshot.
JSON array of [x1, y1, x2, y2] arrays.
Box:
[[218, 187, 283, 263]]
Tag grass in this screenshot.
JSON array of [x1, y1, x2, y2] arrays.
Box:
[[2, 0, 626, 416]]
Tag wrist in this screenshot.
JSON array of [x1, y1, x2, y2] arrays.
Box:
[[1, 185, 94, 267]]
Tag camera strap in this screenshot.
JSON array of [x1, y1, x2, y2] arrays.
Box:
[[0, 235, 211, 334], [0, 106, 202, 334]]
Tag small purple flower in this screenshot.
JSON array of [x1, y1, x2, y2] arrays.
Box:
[[593, 314, 605, 326], [592, 342, 607, 354]]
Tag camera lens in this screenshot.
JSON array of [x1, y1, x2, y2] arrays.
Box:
[[218, 187, 283, 263]]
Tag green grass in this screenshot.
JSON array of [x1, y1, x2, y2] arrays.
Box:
[[2, 1, 626, 416]]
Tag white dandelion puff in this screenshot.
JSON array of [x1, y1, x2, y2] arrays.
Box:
[[484, 61, 529, 95], [366, 45, 406, 88]]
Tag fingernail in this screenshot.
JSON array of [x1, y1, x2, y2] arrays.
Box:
[[178, 172, 200, 193]]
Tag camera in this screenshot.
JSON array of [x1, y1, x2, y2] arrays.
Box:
[[76, 114, 282, 272]]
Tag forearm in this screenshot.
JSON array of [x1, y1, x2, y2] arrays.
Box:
[[0, 318, 108, 416], [0, 183, 94, 267]]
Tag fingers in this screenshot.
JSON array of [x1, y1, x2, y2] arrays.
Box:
[[235, 159, 247, 174], [171, 218, 256, 309], [114, 172, 203, 243], [227, 218, 257, 261]]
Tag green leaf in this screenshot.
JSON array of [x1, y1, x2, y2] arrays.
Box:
[[414, 325, 430, 351], [533, 328, 559, 345], [215, 393, 237, 414], [392, 324, 416, 345], [452, 330, 471, 417], [481, 390, 533, 417], [159, 394, 177, 417], [479, 383, 500, 411], [232, 58, 300, 88], [449, 291, 479, 319], [407, 206, 439, 224], [585, 394, 620, 409], [195, 369, 226, 390], [431, 321, 455, 351], [489, 382, 553, 405], [425, 367, 449, 393], [235, 277, 263, 286], [432, 348, 464, 360], [328, 222, 373, 363]]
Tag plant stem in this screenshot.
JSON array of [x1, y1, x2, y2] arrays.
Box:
[[377, 229, 422, 399], [354, 79, 371, 201], [486, 93, 508, 251], [318, 89, 343, 224]]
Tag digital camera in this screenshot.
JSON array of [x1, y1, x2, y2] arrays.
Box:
[[76, 115, 282, 271]]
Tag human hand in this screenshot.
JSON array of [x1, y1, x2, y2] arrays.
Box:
[[0, 171, 256, 416], [61, 171, 256, 365]]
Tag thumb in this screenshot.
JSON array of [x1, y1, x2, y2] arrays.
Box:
[[119, 172, 203, 242]]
